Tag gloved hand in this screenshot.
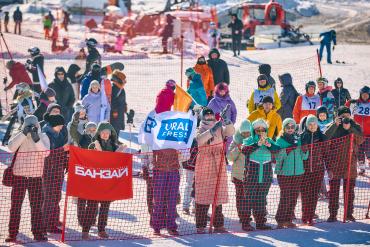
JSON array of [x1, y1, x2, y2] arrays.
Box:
[[210, 121, 222, 136], [22, 126, 32, 136], [4, 86, 10, 91], [73, 111, 80, 122], [193, 105, 203, 114], [332, 45, 335, 51], [30, 127, 40, 143], [221, 104, 232, 124]]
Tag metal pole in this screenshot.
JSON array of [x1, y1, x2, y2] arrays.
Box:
[[343, 134, 354, 223], [180, 35, 184, 88], [316, 48, 322, 78]]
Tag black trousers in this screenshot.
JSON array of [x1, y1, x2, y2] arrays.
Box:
[[276, 175, 302, 223], [78, 199, 111, 232], [232, 36, 242, 55], [195, 204, 223, 229], [329, 178, 355, 217], [9, 176, 43, 237]]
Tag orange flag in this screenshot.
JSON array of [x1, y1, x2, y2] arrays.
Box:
[[173, 85, 193, 112]]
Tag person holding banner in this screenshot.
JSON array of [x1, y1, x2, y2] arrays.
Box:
[[195, 107, 235, 234], [155, 80, 176, 114], [80, 122, 126, 239]]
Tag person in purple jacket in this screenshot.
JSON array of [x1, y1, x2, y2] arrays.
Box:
[[207, 82, 237, 153]]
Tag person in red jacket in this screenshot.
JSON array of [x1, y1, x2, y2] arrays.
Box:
[[4, 60, 33, 92], [346, 86, 370, 175], [155, 80, 176, 114], [293, 81, 322, 124]]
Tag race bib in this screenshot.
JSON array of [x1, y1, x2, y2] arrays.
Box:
[[353, 102, 370, 116], [302, 95, 321, 110], [254, 88, 275, 105]]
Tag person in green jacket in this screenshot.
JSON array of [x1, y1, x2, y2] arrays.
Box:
[[227, 119, 251, 231], [275, 118, 308, 228], [241, 118, 279, 231]]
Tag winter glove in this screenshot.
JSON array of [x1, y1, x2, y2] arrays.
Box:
[[72, 112, 80, 123], [126, 109, 135, 124], [4, 86, 10, 91], [30, 127, 40, 143], [220, 104, 230, 120], [193, 105, 203, 115], [22, 126, 32, 136], [210, 120, 222, 136], [332, 45, 335, 51]]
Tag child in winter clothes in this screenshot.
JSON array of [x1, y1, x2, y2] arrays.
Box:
[[227, 119, 251, 231], [195, 107, 234, 234], [293, 81, 322, 124], [317, 77, 335, 122], [6, 115, 50, 242], [42, 114, 68, 234], [300, 114, 327, 225], [186, 68, 208, 107], [241, 118, 279, 231], [155, 80, 176, 113], [193, 56, 214, 100], [317, 106, 331, 133], [68, 102, 89, 145], [332, 78, 351, 110], [208, 83, 237, 124], [81, 122, 126, 239], [275, 118, 308, 228], [82, 80, 111, 124]]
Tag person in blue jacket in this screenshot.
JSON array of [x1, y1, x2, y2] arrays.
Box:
[[319, 30, 336, 64], [185, 67, 208, 107]]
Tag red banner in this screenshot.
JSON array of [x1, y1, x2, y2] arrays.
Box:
[[67, 146, 133, 201]]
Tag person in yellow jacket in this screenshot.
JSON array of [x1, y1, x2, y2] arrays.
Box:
[[192, 56, 215, 100], [247, 74, 281, 114], [248, 96, 282, 140]]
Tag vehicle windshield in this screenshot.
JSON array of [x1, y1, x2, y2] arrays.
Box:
[[250, 8, 265, 22]]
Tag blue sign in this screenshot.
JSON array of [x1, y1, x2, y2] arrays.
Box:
[[157, 118, 193, 144], [144, 117, 157, 133]]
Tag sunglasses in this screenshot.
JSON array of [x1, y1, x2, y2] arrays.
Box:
[[57, 72, 64, 75], [285, 125, 295, 130], [255, 128, 266, 133]]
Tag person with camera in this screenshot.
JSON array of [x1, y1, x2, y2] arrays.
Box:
[[25, 47, 44, 97], [6, 115, 50, 242], [325, 106, 363, 222]]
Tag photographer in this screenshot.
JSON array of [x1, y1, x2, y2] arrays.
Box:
[[325, 106, 364, 222], [25, 47, 44, 102], [6, 115, 50, 242]]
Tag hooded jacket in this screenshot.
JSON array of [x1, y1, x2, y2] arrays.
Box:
[[259, 64, 276, 89], [27, 54, 44, 83], [5, 62, 33, 90], [187, 73, 208, 106], [155, 85, 175, 113], [346, 96, 370, 136], [242, 124, 280, 184], [67, 64, 81, 84], [207, 92, 237, 124], [332, 80, 351, 109], [275, 133, 308, 176], [248, 106, 282, 140], [248, 85, 281, 114], [82, 86, 111, 124], [325, 120, 363, 179], [277, 73, 299, 120], [227, 120, 250, 180], [194, 63, 214, 97], [318, 86, 335, 121], [207, 49, 230, 85], [89, 122, 121, 152], [8, 125, 50, 177]]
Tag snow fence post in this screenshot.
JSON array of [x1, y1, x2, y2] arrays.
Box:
[[343, 134, 354, 223], [209, 142, 226, 233], [61, 160, 71, 243], [181, 35, 184, 88], [316, 49, 322, 78]]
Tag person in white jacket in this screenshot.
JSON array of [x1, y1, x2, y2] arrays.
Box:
[[208, 22, 221, 50], [6, 115, 50, 243]]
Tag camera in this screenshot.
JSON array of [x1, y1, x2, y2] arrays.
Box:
[[341, 117, 351, 125]]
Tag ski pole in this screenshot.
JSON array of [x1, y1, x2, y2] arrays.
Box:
[[366, 200, 370, 219], [0, 32, 13, 60]]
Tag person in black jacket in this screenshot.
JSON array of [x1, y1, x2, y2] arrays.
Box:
[[4, 11, 9, 33], [49, 67, 76, 122], [110, 70, 127, 133], [66, 64, 82, 100], [300, 114, 328, 225], [207, 48, 230, 85], [161, 14, 174, 54], [277, 73, 299, 120], [85, 38, 101, 74], [13, 7, 22, 34], [26, 47, 44, 102], [259, 64, 276, 89], [331, 77, 351, 110], [227, 14, 243, 56], [34, 87, 56, 121]]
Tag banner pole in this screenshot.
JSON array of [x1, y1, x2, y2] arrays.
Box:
[[343, 134, 354, 223], [61, 158, 71, 243]]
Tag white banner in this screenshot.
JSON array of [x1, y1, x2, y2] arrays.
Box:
[[138, 110, 197, 151]]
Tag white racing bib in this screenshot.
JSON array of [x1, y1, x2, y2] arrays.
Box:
[[301, 94, 321, 110], [352, 102, 370, 116], [254, 88, 275, 106]]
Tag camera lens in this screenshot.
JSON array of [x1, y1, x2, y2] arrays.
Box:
[[342, 118, 351, 124]]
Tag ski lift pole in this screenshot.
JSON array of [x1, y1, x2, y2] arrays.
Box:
[[180, 35, 184, 88], [0, 32, 13, 60]]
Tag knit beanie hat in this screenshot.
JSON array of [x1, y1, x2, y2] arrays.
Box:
[[85, 121, 97, 130], [252, 118, 268, 130], [185, 67, 196, 78], [239, 119, 251, 133], [360, 86, 370, 96], [200, 107, 214, 120], [166, 79, 176, 90], [317, 77, 328, 87], [111, 69, 126, 84], [44, 87, 56, 98], [282, 118, 296, 130], [337, 106, 351, 116], [48, 114, 65, 127], [22, 115, 38, 129], [316, 105, 328, 117], [305, 114, 318, 127], [262, 96, 274, 104], [46, 103, 61, 113], [73, 101, 85, 113]]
